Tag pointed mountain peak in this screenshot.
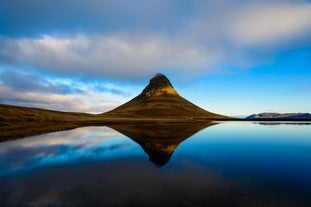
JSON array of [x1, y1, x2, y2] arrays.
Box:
[[154, 72, 166, 78], [148, 73, 173, 88], [139, 73, 178, 98], [103, 73, 229, 119]]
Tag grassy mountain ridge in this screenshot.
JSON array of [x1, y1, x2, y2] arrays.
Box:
[[103, 73, 228, 119], [0, 104, 95, 125]]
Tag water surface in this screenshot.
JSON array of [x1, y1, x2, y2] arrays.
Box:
[[0, 121, 310, 207]]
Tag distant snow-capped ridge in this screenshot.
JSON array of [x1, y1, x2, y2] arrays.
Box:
[[246, 113, 311, 119]]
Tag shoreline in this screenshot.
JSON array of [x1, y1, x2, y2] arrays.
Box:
[[1, 118, 310, 142]]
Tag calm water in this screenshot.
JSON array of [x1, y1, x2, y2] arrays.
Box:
[[0, 121, 311, 207]]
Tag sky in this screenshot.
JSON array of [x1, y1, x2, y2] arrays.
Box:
[[0, 0, 310, 117]]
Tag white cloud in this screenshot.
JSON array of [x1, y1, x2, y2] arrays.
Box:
[[0, 83, 120, 113], [0, 69, 135, 113], [0, 34, 224, 80], [227, 1, 311, 46], [0, 126, 121, 154]]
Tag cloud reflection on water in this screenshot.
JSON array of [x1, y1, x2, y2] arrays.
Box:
[[0, 127, 138, 175]]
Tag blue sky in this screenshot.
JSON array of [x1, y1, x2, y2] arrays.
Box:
[[0, 0, 310, 117]]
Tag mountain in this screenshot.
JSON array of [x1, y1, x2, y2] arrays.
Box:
[[246, 113, 311, 119], [109, 122, 216, 167], [103, 73, 228, 119]]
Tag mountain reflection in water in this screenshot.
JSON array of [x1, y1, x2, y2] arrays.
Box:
[[0, 121, 311, 207], [109, 122, 215, 167]]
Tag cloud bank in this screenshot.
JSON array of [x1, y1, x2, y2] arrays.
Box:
[[0, 70, 130, 112], [0, 34, 216, 80], [1, 0, 311, 81]]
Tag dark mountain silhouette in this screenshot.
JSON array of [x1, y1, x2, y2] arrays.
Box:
[[109, 122, 216, 167], [247, 113, 311, 119], [103, 73, 228, 119]]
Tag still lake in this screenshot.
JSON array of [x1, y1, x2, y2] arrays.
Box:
[[0, 121, 310, 207]]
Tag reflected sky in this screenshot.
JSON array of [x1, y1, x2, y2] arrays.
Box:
[[0, 122, 311, 206], [173, 122, 311, 185], [0, 126, 143, 175]]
